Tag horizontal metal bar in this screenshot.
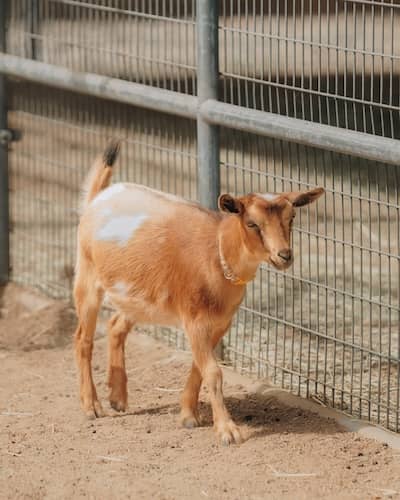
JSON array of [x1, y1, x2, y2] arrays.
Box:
[[0, 54, 198, 119], [201, 100, 400, 166], [2, 54, 400, 165]]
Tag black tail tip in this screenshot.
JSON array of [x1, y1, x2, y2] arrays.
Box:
[[103, 140, 121, 167]]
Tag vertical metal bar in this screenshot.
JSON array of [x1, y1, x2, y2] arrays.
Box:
[[196, 0, 220, 210], [0, 0, 9, 285], [27, 0, 39, 60]]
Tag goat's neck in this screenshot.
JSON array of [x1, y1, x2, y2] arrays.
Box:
[[217, 216, 260, 285]]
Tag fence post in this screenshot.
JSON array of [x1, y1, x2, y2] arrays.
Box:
[[0, 0, 9, 285], [196, 0, 222, 357], [196, 0, 220, 210]]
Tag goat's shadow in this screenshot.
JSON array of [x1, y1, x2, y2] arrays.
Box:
[[111, 390, 344, 440]]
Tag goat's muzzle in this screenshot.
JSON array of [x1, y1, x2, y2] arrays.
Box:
[[269, 248, 293, 270]]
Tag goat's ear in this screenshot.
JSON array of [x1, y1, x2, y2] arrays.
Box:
[[218, 194, 244, 214], [284, 187, 325, 207]]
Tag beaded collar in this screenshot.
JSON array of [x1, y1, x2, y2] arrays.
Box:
[[218, 237, 254, 286]]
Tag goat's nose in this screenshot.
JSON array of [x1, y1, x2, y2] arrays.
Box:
[[278, 249, 292, 262]]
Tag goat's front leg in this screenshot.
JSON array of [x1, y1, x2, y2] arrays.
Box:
[[187, 326, 243, 445], [180, 362, 202, 428]]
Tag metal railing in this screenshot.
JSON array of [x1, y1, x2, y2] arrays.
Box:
[[1, 0, 400, 433]]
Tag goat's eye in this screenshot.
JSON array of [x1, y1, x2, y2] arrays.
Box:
[[247, 221, 259, 229]]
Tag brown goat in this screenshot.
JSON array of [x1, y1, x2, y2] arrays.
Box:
[[74, 141, 324, 445]]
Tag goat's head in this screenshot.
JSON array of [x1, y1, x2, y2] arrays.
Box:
[[218, 187, 325, 271]]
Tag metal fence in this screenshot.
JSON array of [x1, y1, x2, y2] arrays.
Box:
[[1, 0, 400, 433]]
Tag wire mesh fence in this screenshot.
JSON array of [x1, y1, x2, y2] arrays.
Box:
[[220, 128, 400, 431], [3, 0, 400, 432], [6, 0, 197, 93], [8, 1, 400, 136], [220, 0, 400, 138]]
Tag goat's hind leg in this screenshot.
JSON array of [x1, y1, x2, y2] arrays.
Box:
[[107, 312, 133, 412], [74, 266, 104, 419]]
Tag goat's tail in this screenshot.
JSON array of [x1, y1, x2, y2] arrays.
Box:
[[81, 139, 121, 210]]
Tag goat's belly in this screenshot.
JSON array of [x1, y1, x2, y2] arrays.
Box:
[[104, 292, 181, 328]]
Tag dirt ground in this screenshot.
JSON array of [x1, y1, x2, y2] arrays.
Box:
[[1, 284, 400, 500]]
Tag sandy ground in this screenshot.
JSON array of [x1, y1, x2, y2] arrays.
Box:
[[1, 284, 400, 500]]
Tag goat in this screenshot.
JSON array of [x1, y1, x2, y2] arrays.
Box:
[[74, 141, 324, 445]]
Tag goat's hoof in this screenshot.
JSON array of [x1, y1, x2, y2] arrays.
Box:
[[180, 412, 201, 429], [216, 420, 243, 446], [84, 400, 105, 419], [110, 399, 127, 412]]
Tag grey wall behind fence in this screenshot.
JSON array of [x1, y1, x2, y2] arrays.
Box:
[[3, 0, 400, 432]]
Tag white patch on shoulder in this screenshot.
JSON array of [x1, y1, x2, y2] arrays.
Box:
[[100, 207, 113, 217], [92, 183, 126, 206], [259, 193, 278, 202], [96, 213, 148, 245]]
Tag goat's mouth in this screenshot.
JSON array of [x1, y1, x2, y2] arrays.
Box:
[[268, 255, 293, 271]]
